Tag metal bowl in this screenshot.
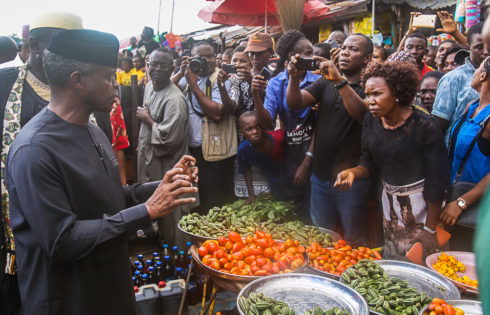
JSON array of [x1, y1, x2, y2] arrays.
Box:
[[419, 300, 482, 315], [237, 273, 369, 315], [305, 264, 341, 281], [177, 223, 219, 242], [190, 245, 309, 283], [426, 251, 479, 295], [340, 260, 460, 315]]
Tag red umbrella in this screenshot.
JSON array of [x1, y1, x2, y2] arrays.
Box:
[[198, 0, 330, 27]]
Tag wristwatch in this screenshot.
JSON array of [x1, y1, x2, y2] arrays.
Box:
[[456, 197, 468, 210], [334, 80, 349, 89], [423, 226, 437, 235]]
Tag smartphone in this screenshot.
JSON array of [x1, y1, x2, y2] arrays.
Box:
[[260, 67, 272, 81], [221, 64, 237, 74], [327, 39, 339, 49], [412, 14, 436, 28], [295, 57, 318, 71]]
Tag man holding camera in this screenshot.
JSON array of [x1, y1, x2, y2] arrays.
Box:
[[173, 41, 236, 213], [286, 34, 372, 246]]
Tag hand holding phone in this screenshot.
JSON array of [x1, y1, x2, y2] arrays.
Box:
[[221, 64, 237, 74], [295, 57, 318, 71], [259, 67, 271, 81]]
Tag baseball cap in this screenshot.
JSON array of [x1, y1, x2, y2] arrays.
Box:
[[245, 32, 273, 53], [454, 49, 470, 65]]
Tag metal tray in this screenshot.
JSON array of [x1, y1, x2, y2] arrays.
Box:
[[237, 273, 369, 315], [177, 223, 219, 242], [419, 300, 482, 315], [190, 245, 309, 283], [426, 251, 479, 295], [305, 264, 341, 281], [340, 260, 460, 315]]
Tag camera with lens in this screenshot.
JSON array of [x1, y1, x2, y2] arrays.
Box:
[[189, 56, 208, 74]]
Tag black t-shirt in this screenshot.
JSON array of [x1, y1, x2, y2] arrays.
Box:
[[359, 108, 449, 203], [305, 77, 365, 181]]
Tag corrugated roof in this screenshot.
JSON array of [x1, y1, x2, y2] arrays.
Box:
[[378, 0, 456, 10]]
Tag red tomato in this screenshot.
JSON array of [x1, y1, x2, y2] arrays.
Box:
[[254, 270, 267, 276], [232, 242, 244, 253], [264, 248, 274, 258], [244, 255, 256, 265], [228, 231, 242, 243], [248, 247, 263, 256], [231, 251, 244, 261], [198, 246, 208, 257], [214, 249, 226, 259], [218, 236, 227, 246], [255, 231, 266, 239], [206, 241, 218, 254]]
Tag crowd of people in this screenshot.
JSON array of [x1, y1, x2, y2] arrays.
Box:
[[0, 8, 490, 315]]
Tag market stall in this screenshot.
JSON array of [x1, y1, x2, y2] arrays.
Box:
[[131, 196, 483, 315]]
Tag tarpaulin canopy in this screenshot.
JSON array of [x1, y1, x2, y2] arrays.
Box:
[[198, 0, 330, 27]]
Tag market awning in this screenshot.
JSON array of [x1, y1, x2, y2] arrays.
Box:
[[302, 0, 370, 27], [378, 0, 456, 10]]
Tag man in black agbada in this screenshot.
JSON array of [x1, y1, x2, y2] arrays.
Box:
[[5, 29, 198, 315]]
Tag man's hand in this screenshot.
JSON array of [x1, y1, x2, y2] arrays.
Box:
[[185, 64, 198, 87], [288, 54, 307, 82], [415, 229, 439, 258], [330, 48, 341, 67], [334, 170, 355, 191], [136, 106, 153, 127], [217, 69, 229, 84], [439, 201, 463, 226], [173, 155, 199, 184], [317, 59, 344, 84], [251, 75, 267, 96], [237, 66, 252, 83], [293, 161, 310, 187], [407, 12, 421, 35], [180, 56, 189, 75], [436, 11, 458, 34], [145, 167, 198, 220]]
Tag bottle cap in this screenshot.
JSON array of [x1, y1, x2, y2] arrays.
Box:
[[137, 254, 143, 259], [134, 261, 140, 266], [134, 286, 139, 293], [137, 265, 143, 271], [132, 276, 136, 281], [134, 271, 141, 276], [148, 266, 154, 272], [179, 250, 185, 255], [175, 267, 182, 271], [153, 252, 159, 257], [158, 281, 166, 288], [164, 255, 170, 260], [142, 274, 148, 279], [146, 259, 152, 264], [156, 261, 162, 266], [172, 246, 178, 250], [163, 244, 169, 248], [186, 241, 192, 246]]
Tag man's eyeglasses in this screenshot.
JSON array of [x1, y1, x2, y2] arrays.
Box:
[[146, 62, 171, 69]]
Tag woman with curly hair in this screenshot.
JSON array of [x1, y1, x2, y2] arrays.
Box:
[[334, 61, 450, 259]]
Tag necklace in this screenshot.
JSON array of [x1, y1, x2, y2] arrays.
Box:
[[381, 107, 413, 130]]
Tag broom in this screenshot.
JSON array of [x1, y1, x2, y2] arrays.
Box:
[[275, 0, 305, 31]]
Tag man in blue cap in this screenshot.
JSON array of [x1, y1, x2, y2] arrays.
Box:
[[5, 29, 198, 315]]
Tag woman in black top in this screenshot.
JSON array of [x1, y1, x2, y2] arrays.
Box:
[[334, 61, 449, 259]]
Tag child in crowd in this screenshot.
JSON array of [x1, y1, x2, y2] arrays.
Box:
[[237, 111, 284, 204]]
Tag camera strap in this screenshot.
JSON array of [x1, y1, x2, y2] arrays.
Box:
[[187, 78, 213, 118]]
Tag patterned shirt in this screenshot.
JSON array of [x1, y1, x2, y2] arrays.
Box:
[[110, 97, 129, 151], [432, 58, 479, 145]]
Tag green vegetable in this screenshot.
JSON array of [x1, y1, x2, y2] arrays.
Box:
[[239, 293, 295, 315], [342, 260, 432, 315]]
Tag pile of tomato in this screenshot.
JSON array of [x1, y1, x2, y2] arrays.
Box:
[[307, 240, 382, 276], [423, 298, 464, 315], [197, 231, 306, 276]]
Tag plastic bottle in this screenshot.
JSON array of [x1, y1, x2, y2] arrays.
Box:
[[134, 270, 142, 287], [145, 259, 153, 272], [137, 265, 144, 273], [162, 244, 170, 257], [152, 252, 159, 265], [163, 255, 174, 281], [137, 254, 144, 266], [134, 260, 141, 272], [172, 246, 179, 262], [155, 261, 164, 283], [186, 241, 192, 264], [141, 273, 149, 286], [176, 250, 186, 269], [148, 266, 156, 284], [174, 267, 184, 280]]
